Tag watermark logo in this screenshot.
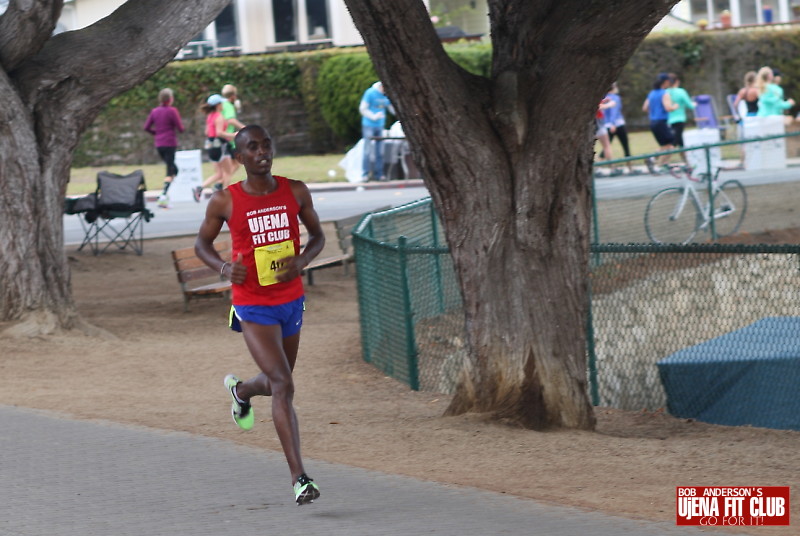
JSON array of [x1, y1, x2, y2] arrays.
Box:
[[676, 487, 790, 526]]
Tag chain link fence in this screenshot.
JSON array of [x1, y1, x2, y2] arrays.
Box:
[[589, 244, 800, 430], [592, 130, 800, 245], [353, 182, 800, 430], [352, 199, 463, 392]]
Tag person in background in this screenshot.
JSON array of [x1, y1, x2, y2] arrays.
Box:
[[603, 82, 634, 174], [772, 68, 785, 100], [733, 70, 759, 167], [359, 81, 395, 182], [666, 74, 695, 164], [221, 84, 247, 179], [734, 71, 759, 119], [595, 97, 618, 175], [194, 94, 236, 202], [642, 73, 675, 170], [143, 88, 185, 209], [756, 66, 795, 117]]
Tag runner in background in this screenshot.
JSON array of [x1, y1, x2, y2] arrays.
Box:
[[221, 84, 247, 180], [143, 88, 185, 208]]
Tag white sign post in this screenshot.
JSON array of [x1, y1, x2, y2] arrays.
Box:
[[170, 150, 203, 203], [743, 116, 786, 171]]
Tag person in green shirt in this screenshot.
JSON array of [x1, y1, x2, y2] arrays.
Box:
[[756, 66, 795, 117], [666, 74, 695, 151], [221, 84, 246, 179]]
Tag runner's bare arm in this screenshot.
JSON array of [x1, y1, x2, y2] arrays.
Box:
[[195, 190, 245, 283], [276, 180, 325, 283]]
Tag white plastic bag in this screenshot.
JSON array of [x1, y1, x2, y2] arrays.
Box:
[[338, 139, 366, 183]]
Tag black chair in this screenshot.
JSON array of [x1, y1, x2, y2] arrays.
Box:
[[64, 170, 153, 255]]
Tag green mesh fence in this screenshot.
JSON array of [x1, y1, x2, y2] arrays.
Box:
[[352, 199, 464, 393], [592, 131, 800, 245], [589, 244, 800, 431], [354, 203, 800, 430]]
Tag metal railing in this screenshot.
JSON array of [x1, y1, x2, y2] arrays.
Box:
[[591, 128, 800, 245]]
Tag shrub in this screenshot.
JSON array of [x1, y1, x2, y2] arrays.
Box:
[[316, 42, 492, 144]]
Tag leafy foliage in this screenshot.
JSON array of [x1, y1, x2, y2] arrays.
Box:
[[75, 29, 800, 165], [620, 29, 800, 128], [316, 43, 491, 143], [109, 54, 302, 111], [317, 52, 381, 143]]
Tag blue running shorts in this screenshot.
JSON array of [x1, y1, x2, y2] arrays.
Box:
[[229, 297, 305, 337]]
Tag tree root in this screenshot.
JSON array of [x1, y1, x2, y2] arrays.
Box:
[[0, 310, 116, 340]]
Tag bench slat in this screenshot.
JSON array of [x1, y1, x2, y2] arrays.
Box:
[[178, 266, 223, 284], [171, 240, 231, 312], [302, 206, 391, 285], [172, 241, 230, 261], [186, 281, 231, 294]]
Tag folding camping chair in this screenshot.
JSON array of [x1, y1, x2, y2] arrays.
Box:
[[63, 170, 153, 255]]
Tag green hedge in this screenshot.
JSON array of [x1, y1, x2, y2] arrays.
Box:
[[75, 42, 492, 166], [75, 29, 800, 166], [316, 43, 492, 143], [109, 53, 302, 114], [74, 53, 308, 166], [619, 28, 800, 128], [317, 51, 382, 143]]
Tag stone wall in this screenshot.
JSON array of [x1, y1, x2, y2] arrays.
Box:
[[593, 254, 800, 410]]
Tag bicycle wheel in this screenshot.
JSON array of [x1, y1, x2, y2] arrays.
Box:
[[710, 179, 747, 238], [645, 187, 699, 244]]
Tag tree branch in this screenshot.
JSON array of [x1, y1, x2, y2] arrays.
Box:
[[343, 0, 494, 193], [12, 0, 230, 134], [0, 0, 62, 72]]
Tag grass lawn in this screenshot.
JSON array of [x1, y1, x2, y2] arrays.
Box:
[[597, 126, 742, 164], [67, 153, 346, 196], [67, 127, 740, 195]]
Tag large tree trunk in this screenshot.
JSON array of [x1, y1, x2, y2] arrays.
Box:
[[344, 0, 678, 429], [0, 0, 231, 336]]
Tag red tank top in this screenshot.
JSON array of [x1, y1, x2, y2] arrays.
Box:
[[227, 177, 304, 306]]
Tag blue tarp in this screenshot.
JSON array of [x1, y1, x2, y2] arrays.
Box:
[[657, 317, 800, 430]]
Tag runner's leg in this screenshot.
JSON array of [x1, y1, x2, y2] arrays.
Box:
[[238, 322, 306, 481], [237, 332, 300, 397]]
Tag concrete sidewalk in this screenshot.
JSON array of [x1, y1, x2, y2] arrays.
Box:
[[144, 178, 426, 203], [0, 405, 717, 536]]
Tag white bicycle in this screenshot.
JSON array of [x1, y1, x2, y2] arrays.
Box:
[[644, 166, 747, 244]]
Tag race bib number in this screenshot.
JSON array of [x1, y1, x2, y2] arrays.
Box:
[[254, 240, 294, 286]]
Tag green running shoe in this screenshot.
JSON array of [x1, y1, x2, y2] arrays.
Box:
[[294, 473, 320, 506], [223, 374, 254, 431]]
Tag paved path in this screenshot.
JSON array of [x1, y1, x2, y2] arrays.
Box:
[[0, 405, 722, 536], [63, 180, 428, 247]]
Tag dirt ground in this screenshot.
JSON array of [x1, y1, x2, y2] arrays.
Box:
[[1, 231, 798, 534]]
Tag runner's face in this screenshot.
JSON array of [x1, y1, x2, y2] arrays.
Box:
[[238, 130, 273, 175]]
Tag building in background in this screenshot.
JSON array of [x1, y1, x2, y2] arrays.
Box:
[[673, 0, 800, 27], [13, 1, 799, 58], [52, 0, 441, 57]]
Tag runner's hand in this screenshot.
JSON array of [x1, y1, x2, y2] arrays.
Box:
[[229, 253, 247, 285], [275, 255, 305, 283]]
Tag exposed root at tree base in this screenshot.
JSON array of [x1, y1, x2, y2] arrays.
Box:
[[0, 311, 116, 340]]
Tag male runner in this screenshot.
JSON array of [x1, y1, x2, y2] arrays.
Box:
[[195, 124, 325, 505]]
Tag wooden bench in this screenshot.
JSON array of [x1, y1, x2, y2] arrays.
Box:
[[302, 206, 391, 285], [171, 240, 232, 312]]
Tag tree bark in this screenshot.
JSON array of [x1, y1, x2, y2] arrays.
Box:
[[0, 0, 62, 71], [344, 0, 679, 429], [0, 0, 231, 335]]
